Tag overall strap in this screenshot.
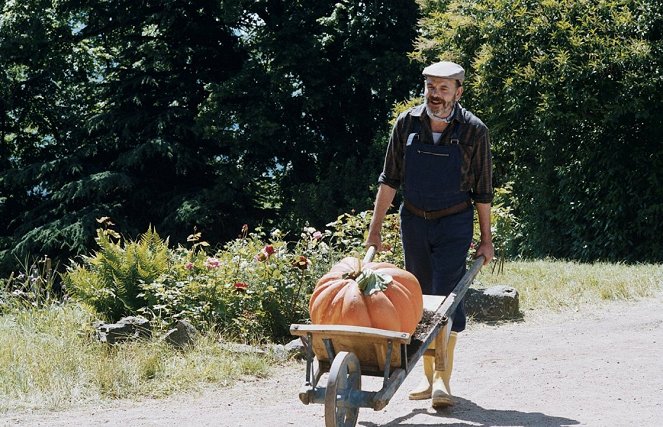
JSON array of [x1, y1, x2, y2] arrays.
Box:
[[450, 121, 462, 144], [409, 117, 422, 144]]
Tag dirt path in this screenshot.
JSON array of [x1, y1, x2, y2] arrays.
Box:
[[3, 293, 662, 427]]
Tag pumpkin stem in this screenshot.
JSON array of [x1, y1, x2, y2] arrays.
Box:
[[341, 257, 364, 280], [355, 268, 393, 295]]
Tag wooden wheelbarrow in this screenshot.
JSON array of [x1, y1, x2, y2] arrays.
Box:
[[290, 249, 485, 427]]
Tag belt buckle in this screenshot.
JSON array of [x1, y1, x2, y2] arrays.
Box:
[[423, 210, 430, 220]]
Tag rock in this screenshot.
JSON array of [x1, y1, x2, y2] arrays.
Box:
[[284, 338, 306, 360], [163, 319, 199, 349], [95, 316, 151, 344], [465, 285, 521, 321], [268, 344, 289, 362]]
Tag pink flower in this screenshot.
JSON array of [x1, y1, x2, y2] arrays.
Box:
[[184, 262, 194, 270], [312, 231, 322, 240], [205, 257, 221, 269], [234, 282, 249, 292]]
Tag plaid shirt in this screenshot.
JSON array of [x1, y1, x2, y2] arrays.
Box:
[[378, 103, 494, 204]]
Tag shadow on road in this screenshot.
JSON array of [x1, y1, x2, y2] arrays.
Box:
[[359, 396, 580, 427]]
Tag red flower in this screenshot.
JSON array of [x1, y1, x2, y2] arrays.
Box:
[[264, 245, 275, 256], [234, 282, 249, 292]]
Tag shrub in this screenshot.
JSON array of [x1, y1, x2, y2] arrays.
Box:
[[63, 223, 171, 322], [61, 215, 377, 342], [61, 203, 509, 343]]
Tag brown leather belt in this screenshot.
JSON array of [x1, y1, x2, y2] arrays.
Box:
[[404, 199, 472, 220]]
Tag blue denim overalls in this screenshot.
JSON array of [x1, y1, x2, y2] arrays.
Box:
[[400, 119, 473, 332]]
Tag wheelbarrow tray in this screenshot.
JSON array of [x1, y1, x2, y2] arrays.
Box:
[[289, 323, 415, 377]]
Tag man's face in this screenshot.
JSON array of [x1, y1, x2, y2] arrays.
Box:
[[424, 76, 463, 119]]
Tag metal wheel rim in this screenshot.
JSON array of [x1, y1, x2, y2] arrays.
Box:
[[325, 351, 362, 427]]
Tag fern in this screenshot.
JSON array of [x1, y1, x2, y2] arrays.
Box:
[[64, 227, 171, 321]]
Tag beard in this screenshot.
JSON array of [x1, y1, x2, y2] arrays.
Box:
[[425, 96, 455, 121]]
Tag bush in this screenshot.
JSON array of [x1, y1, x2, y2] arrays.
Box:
[[414, 0, 663, 262], [61, 202, 511, 343], [61, 212, 405, 343]]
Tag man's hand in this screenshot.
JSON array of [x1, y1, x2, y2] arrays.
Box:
[[475, 239, 494, 265], [364, 230, 383, 252]]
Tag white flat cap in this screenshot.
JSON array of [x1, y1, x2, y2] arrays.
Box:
[[422, 61, 465, 83]]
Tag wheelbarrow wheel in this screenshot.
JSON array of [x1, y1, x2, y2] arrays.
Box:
[[325, 351, 362, 427]]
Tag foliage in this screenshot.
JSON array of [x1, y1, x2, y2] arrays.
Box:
[[414, 0, 663, 262], [63, 221, 171, 322], [0, 0, 422, 277], [61, 212, 403, 342], [61, 204, 513, 342]]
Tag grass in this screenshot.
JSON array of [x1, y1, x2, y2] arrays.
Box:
[[1, 259, 662, 413], [476, 259, 663, 311], [0, 303, 274, 413]]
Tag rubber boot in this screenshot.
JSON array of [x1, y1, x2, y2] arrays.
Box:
[[408, 341, 435, 400], [432, 331, 457, 408]]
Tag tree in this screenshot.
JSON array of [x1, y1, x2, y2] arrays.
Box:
[[414, 0, 663, 261], [0, 0, 422, 274], [0, 0, 101, 269], [199, 0, 421, 229]]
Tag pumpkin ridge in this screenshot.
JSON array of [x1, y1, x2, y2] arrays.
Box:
[[365, 292, 400, 331], [310, 279, 347, 323]]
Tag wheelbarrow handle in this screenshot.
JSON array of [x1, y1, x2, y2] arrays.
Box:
[[363, 245, 377, 264]]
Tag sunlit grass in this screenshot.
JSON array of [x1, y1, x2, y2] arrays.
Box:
[[0, 304, 274, 413], [476, 259, 663, 311]]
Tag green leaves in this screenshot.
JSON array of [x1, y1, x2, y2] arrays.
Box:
[[416, 0, 663, 262], [1, 0, 423, 276], [355, 268, 393, 296]]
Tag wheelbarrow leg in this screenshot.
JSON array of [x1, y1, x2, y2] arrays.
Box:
[[325, 351, 362, 427]]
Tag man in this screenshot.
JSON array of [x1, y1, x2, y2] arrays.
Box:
[[365, 61, 494, 408]]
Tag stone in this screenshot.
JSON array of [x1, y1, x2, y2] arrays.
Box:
[[268, 344, 289, 362], [162, 319, 198, 349], [284, 338, 306, 360], [465, 285, 521, 321], [95, 316, 151, 344]]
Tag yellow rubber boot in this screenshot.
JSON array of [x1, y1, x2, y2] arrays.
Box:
[[432, 331, 457, 408], [408, 341, 435, 400]]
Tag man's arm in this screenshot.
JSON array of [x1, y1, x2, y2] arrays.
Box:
[[365, 184, 397, 251], [475, 202, 494, 265]]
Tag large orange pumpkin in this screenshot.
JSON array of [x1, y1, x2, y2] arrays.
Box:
[[309, 256, 423, 334]]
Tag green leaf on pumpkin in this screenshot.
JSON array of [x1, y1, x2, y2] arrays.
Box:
[[356, 268, 392, 295]]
